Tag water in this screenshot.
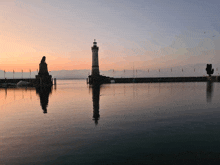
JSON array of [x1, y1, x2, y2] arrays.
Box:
[[1, 80, 220, 164]]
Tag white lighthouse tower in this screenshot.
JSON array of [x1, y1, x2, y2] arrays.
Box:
[[91, 39, 100, 76]]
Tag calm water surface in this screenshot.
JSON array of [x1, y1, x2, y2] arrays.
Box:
[[1, 80, 220, 164]]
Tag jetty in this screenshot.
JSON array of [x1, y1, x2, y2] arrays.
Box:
[[88, 76, 220, 85], [87, 40, 220, 85], [109, 76, 220, 83], [0, 56, 53, 88]]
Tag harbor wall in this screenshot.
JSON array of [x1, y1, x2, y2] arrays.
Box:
[[111, 76, 220, 83], [0, 78, 36, 84]]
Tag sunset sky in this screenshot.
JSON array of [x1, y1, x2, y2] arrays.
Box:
[[0, 0, 220, 72]]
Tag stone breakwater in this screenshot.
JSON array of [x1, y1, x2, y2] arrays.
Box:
[[111, 76, 220, 83], [87, 75, 220, 85], [0, 78, 36, 84]]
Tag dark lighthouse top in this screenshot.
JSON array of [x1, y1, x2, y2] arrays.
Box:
[[92, 39, 99, 50]]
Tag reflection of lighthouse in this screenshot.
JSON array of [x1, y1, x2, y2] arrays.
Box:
[[92, 85, 100, 125], [91, 39, 100, 76]]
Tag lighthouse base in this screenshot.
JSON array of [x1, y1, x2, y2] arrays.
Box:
[[88, 75, 111, 85]]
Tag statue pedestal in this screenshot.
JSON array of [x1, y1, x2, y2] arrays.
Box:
[[35, 75, 52, 86]]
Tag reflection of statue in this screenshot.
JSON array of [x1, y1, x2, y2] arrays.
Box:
[[92, 85, 101, 125], [206, 81, 213, 103], [36, 87, 52, 113]]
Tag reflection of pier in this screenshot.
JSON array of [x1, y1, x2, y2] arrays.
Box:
[[91, 85, 101, 125], [1, 87, 53, 114], [89, 82, 216, 124]]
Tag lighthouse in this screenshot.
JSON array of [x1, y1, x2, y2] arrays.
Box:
[[87, 40, 110, 85], [91, 39, 100, 76]]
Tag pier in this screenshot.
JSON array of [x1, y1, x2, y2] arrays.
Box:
[[110, 76, 220, 83], [0, 78, 35, 84], [88, 76, 220, 85], [0, 78, 55, 87], [0, 56, 53, 87], [87, 40, 220, 85]]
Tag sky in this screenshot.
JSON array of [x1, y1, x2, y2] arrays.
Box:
[[0, 0, 220, 72]]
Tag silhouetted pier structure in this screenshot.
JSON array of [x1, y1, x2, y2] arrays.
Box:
[[0, 78, 36, 84], [0, 56, 53, 87], [88, 76, 220, 85], [109, 76, 220, 83], [87, 40, 219, 85]]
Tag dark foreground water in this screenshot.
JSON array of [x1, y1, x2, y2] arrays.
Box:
[[1, 80, 220, 164]]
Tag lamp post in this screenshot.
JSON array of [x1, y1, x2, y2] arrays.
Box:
[[171, 68, 172, 77], [133, 63, 134, 78]]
